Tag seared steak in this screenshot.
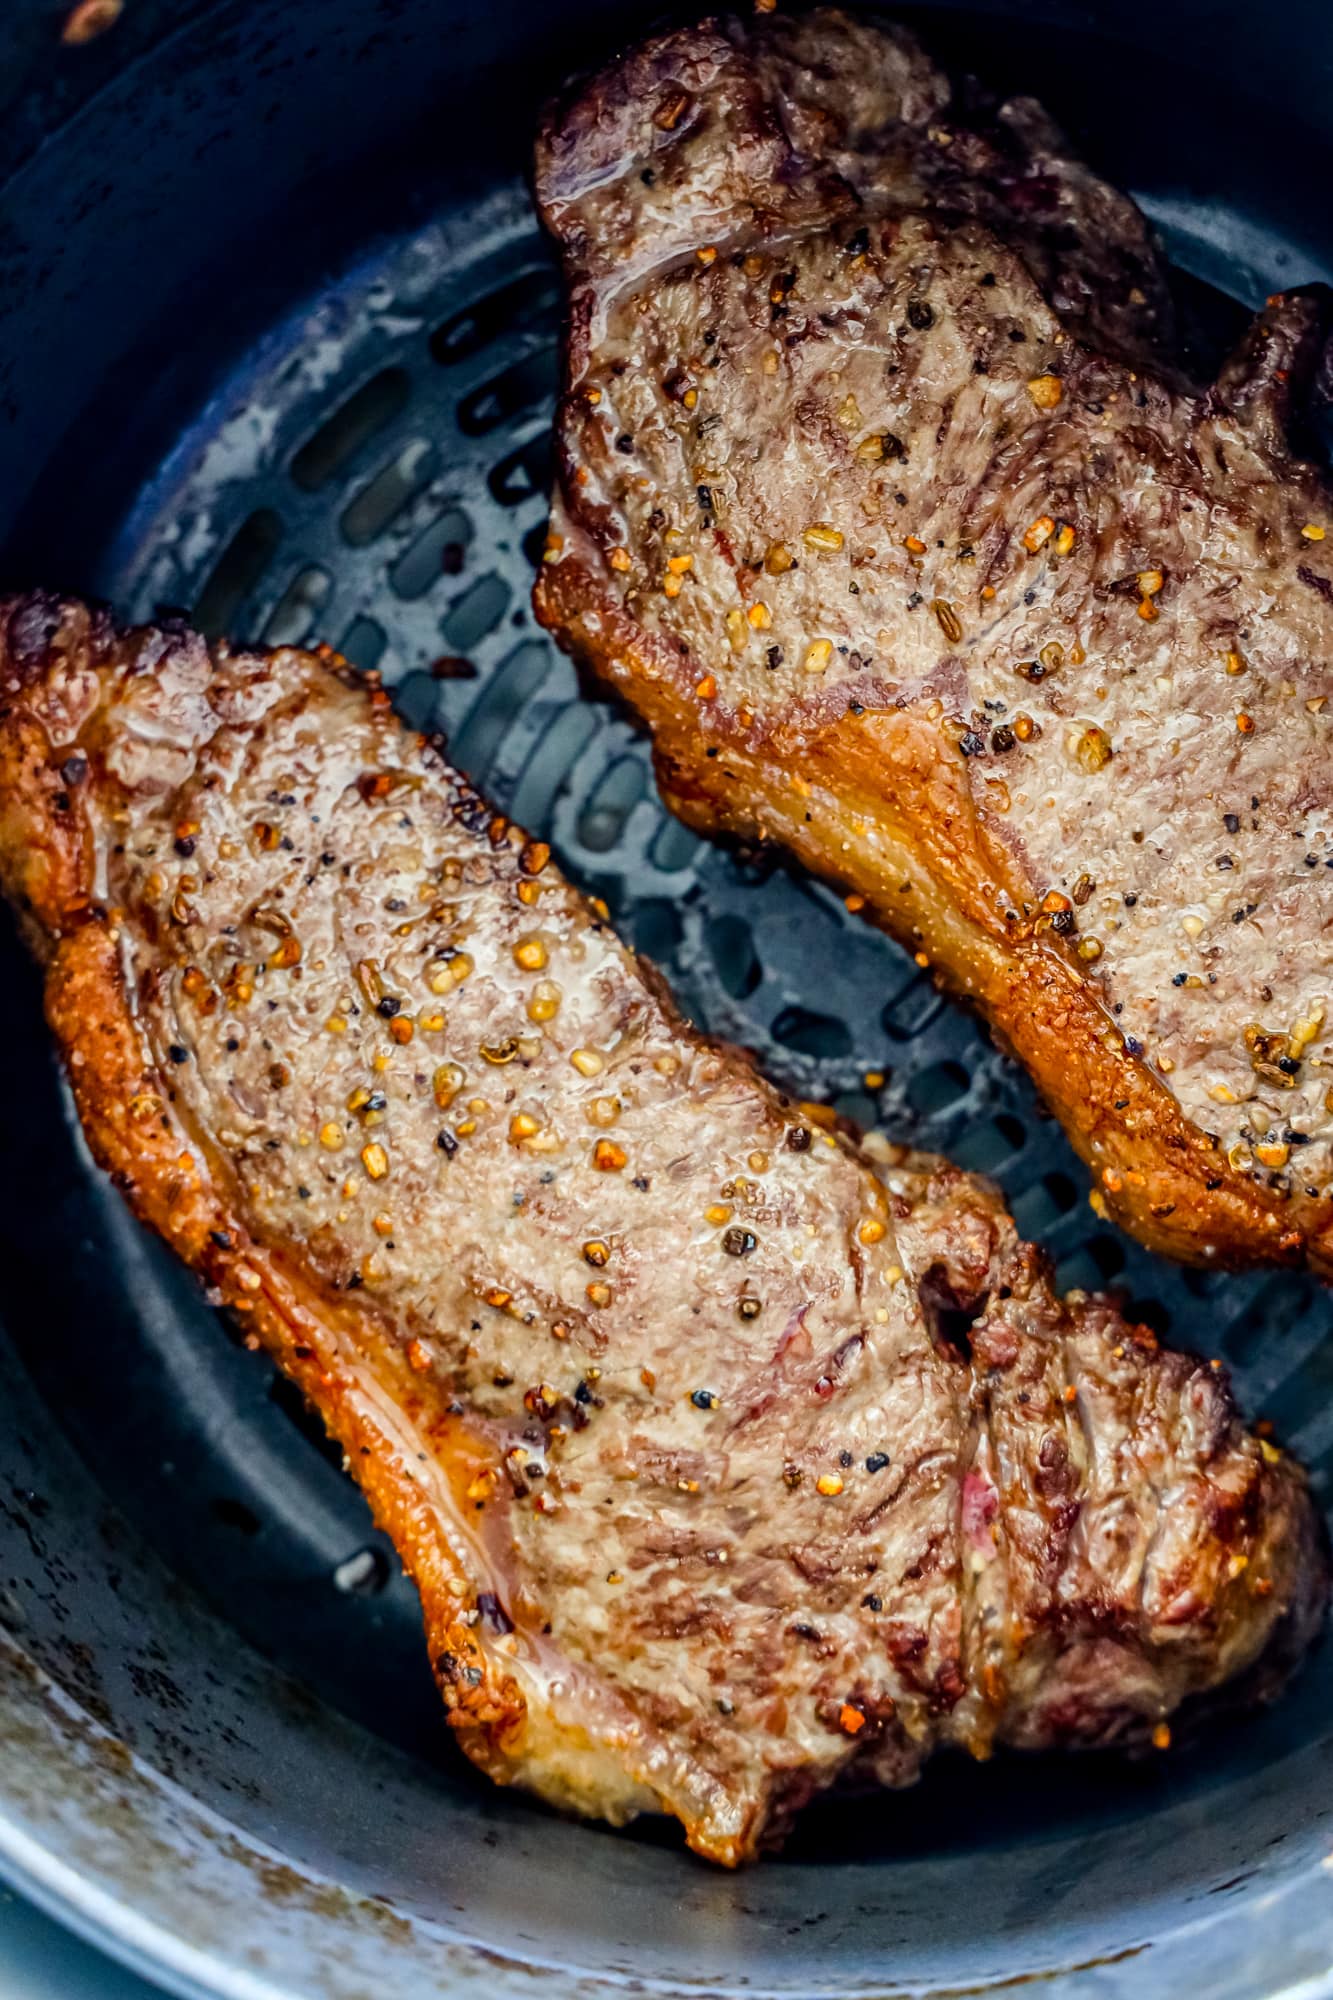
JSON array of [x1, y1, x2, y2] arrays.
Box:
[[0, 592, 1322, 1863], [534, 6, 1333, 1278]]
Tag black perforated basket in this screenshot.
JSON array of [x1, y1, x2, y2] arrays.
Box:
[[1, 4, 1332, 1997]]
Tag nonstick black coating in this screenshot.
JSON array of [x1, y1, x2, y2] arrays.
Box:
[[1, 4, 1332, 1996]]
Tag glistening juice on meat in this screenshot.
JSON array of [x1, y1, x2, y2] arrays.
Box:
[[0, 591, 1323, 1863], [534, 5, 1333, 1279]]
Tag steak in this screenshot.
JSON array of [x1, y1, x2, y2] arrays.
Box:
[[534, 6, 1333, 1279], [0, 591, 1323, 1864]]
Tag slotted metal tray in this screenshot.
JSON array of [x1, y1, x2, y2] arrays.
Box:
[[4, 4, 1333, 1995], [105, 174, 1333, 1475]]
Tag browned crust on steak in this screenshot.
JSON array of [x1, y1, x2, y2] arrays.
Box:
[[534, 7, 1333, 1281], [0, 590, 1324, 1863], [536, 557, 1315, 1276], [0, 626, 521, 1756]]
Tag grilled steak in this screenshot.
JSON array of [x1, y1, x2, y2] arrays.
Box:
[[0, 591, 1322, 1864], [534, 6, 1333, 1279]]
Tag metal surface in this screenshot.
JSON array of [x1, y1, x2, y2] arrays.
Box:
[[0, 1888, 164, 2000], [0, 1, 1332, 1995]]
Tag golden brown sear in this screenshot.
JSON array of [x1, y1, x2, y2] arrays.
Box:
[[535, 6, 1333, 1277], [0, 591, 1323, 1864]]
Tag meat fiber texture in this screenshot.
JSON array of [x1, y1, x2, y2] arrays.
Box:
[[0, 591, 1323, 1863], [534, 5, 1333, 1278]]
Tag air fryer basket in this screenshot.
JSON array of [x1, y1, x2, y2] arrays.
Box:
[[2, 2, 1333, 1994]]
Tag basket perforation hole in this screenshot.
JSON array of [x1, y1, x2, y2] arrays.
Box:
[[209, 1496, 263, 1537], [772, 1004, 853, 1061], [1088, 1233, 1127, 1278], [291, 367, 410, 491], [882, 973, 946, 1042], [577, 756, 647, 854], [262, 564, 331, 647], [835, 1089, 879, 1128], [429, 267, 561, 366], [456, 348, 560, 438], [706, 913, 762, 1000], [1235, 1336, 1333, 1448], [994, 1111, 1026, 1153], [1120, 1295, 1172, 1339], [338, 615, 387, 673], [508, 702, 600, 836], [441, 572, 511, 651], [390, 503, 473, 600], [393, 670, 440, 733], [493, 433, 556, 509], [340, 439, 438, 547], [905, 1059, 969, 1116], [194, 507, 283, 639], [1226, 1276, 1321, 1368], [1011, 1170, 1079, 1238], [450, 639, 552, 784], [650, 817, 702, 872], [625, 898, 684, 963], [952, 1113, 1026, 1175], [1054, 1249, 1099, 1294]]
